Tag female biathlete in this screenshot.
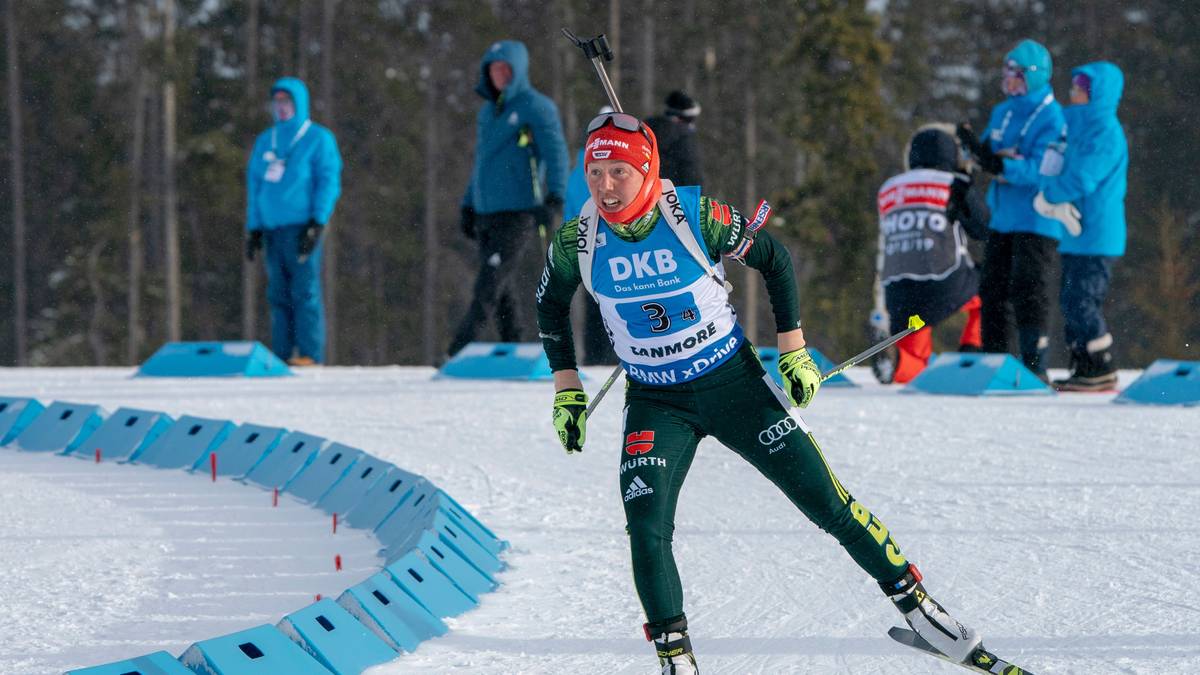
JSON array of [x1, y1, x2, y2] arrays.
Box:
[[535, 112, 988, 674]]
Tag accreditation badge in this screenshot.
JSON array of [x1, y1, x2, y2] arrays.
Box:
[[264, 159, 286, 183]]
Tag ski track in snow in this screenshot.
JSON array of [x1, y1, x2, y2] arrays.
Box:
[[0, 366, 1198, 674]]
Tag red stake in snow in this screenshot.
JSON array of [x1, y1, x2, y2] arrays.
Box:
[[273, 487, 279, 507], [95, 448, 101, 463], [335, 554, 342, 571], [315, 593, 322, 601], [210, 453, 217, 482], [332, 513, 338, 534]]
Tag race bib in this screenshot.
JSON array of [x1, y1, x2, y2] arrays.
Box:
[[264, 159, 286, 183]]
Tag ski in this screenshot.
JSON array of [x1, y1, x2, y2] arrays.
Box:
[[888, 627, 1035, 674]]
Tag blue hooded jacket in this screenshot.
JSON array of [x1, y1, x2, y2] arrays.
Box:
[[564, 148, 588, 222], [1042, 62, 1128, 257], [464, 40, 569, 215], [246, 77, 343, 231], [982, 40, 1067, 240]]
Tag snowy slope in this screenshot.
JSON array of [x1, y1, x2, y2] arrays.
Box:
[[1, 366, 1198, 675]]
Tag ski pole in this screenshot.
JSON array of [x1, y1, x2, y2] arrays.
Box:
[[819, 314, 925, 383], [585, 364, 624, 416], [561, 29, 623, 112], [563, 27, 626, 416]]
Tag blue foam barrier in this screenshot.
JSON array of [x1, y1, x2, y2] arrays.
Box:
[[179, 623, 329, 674], [10, 401, 105, 453], [243, 430, 324, 488], [314, 455, 393, 516], [67, 407, 173, 462], [385, 550, 478, 618], [430, 508, 504, 576], [1115, 359, 1200, 406], [436, 489, 508, 554], [137, 341, 292, 378], [200, 423, 286, 477], [436, 341, 555, 380], [283, 442, 363, 504], [0, 397, 44, 446], [336, 572, 447, 653], [277, 598, 397, 674], [133, 414, 235, 468], [412, 528, 497, 599], [756, 346, 857, 388], [374, 482, 442, 554], [903, 352, 1054, 396], [66, 650, 193, 675], [343, 468, 426, 530], [376, 489, 506, 561]]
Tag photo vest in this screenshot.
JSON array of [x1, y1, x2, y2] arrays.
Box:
[[877, 169, 970, 285]]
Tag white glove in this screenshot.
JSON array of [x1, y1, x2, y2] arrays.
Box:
[[1034, 191, 1082, 236]]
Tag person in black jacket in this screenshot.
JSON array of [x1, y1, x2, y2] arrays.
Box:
[[875, 124, 990, 383], [644, 90, 704, 187]]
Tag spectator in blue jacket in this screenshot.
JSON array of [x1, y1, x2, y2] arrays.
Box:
[[565, 106, 616, 366], [449, 40, 569, 358], [957, 39, 1066, 380], [245, 77, 343, 366], [1034, 62, 1128, 391]]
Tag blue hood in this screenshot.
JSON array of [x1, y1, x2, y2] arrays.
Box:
[[1006, 39, 1052, 92], [475, 40, 531, 102], [1073, 61, 1124, 115], [270, 77, 311, 135]]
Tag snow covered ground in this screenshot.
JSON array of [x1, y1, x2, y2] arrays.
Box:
[[1, 365, 1198, 675]]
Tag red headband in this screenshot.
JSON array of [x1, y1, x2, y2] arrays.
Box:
[[585, 122, 662, 224]]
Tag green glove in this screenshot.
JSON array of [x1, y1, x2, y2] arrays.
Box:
[[552, 388, 588, 453], [778, 347, 822, 408]]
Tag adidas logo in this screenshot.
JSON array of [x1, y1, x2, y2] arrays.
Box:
[[624, 476, 654, 502]]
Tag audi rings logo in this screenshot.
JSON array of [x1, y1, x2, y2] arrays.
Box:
[[758, 417, 800, 445]]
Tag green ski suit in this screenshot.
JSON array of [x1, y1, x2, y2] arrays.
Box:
[[536, 196, 909, 624]]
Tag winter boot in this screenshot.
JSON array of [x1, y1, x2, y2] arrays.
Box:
[[645, 615, 699, 675], [1054, 334, 1118, 392], [881, 564, 982, 663], [1017, 328, 1050, 383]]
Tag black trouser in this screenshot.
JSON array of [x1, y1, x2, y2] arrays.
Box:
[[621, 344, 909, 624], [448, 211, 536, 356], [979, 231, 1058, 369]]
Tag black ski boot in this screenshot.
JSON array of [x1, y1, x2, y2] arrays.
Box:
[[881, 564, 982, 662], [1055, 334, 1117, 392], [645, 615, 699, 674]]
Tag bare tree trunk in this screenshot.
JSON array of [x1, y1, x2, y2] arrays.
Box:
[[5, 0, 28, 365], [319, 0, 337, 363], [561, 0, 579, 148], [126, 69, 148, 364], [741, 5, 760, 342], [742, 85, 760, 342], [608, 0, 621, 98], [163, 0, 182, 342], [682, 0, 697, 94], [242, 0, 259, 341], [296, 0, 308, 81], [639, 0, 654, 116], [422, 22, 440, 365], [86, 241, 108, 365]]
